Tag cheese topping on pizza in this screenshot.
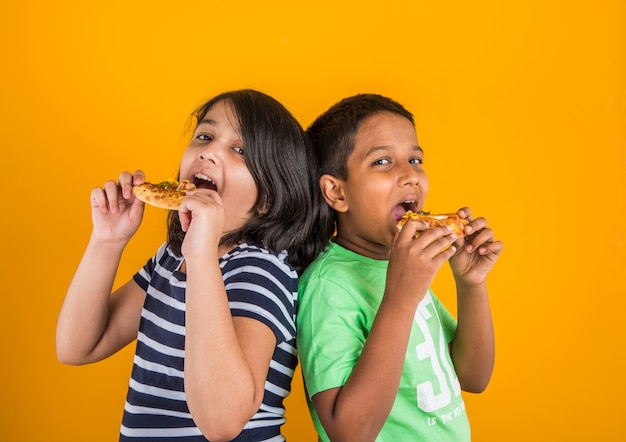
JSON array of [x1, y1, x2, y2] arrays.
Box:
[[397, 210, 469, 238], [132, 179, 197, 210]]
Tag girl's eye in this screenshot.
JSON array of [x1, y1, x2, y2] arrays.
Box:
[[197, 134, 212, 141], [233, 146, 244, 155]]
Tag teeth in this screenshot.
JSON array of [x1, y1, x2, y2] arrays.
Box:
[[195, 173, 214, 183]]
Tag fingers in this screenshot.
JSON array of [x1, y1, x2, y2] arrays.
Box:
[[428, 227, 458, 259], [454, 207, 504, 257], [178, 208, 191, 232], [457, 207, 472, 221], [464, 222, 501, 256], [90, 187, 110, 213], [472, 238, 504, 256], [88, 179, 124, 214], [177, 189, 224, 233], [91, 170, 145, 214], [132, 170, 145, 185], [411, 224, 459, 258], [119, 170, 145, 200], [398, 219, 459, 255], [398, 218, 429, 240]]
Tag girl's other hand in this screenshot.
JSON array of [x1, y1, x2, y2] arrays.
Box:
[[89, 170, 145, 245]]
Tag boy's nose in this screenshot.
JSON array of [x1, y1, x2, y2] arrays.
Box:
[[401, 167, 420, 186]]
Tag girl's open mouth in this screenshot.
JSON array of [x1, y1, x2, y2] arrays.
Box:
[[191, 173, 218, 192]]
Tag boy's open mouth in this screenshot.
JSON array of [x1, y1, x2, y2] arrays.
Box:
[[191, 173, 218, 192], [392, 201, 417, 221]]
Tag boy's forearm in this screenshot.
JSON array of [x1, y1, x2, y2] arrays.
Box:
[[317, 295, 417, 441], [451, 281, 495, 393]]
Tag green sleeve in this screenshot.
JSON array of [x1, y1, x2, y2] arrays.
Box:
[[297, 275, 367, 399]]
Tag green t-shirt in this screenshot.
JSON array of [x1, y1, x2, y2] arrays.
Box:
[[297, 242, 471, 441]]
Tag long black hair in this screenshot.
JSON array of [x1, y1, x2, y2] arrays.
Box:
[[167, 89, 333, 274]]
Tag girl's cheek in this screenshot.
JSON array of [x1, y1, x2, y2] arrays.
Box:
[[178, 150, 195, 176]]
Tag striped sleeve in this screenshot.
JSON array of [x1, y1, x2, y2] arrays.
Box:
[[133, 244, 162, 291], [221, 246, 298, 344]]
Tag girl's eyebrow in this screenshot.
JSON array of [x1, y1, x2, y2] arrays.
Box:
[[197, 118, 244, 140], [198, 119, 217, 126]]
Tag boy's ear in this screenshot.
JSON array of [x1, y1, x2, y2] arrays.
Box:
[[320, 174, 348, 213]]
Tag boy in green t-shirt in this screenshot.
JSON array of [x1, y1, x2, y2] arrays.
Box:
[[297, 94, 503, 441]]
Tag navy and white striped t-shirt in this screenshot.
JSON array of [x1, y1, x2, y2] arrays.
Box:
[[120, 242, 298, 441]]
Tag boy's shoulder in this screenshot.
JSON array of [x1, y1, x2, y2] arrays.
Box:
[[305, 241, 357, 268], [301, 242, 386, 283]]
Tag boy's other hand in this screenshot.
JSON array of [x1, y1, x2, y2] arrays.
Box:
[[450, 207, 503, 286]]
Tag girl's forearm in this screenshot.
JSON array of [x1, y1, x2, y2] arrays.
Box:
[[183, 259, 263, 441], [56, 236, 125, 364]]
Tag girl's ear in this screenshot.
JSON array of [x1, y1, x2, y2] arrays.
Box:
[[257, 195, 270, 216], [320, 174, 348, 213]]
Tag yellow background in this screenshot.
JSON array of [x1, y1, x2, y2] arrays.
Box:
[[1, 1, 625, 440]]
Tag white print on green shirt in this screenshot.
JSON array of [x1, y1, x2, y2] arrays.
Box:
[[426, 401, 466, 427], [413, 295, 461, 412]]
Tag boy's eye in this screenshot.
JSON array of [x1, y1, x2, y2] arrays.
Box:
[[410, 157, 423, 164], [197, 134, 212, 141], [373, 158, 390, 166]]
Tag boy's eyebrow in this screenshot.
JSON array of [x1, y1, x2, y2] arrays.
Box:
[[364, 145, 423, 156]]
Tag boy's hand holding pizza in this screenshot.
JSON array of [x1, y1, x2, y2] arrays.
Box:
[[391, 207, 503, 294], [386, 217, 460, 307]]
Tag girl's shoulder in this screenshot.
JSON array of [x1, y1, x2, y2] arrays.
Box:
[[144, 242, 183, 271], [220, 242, 294, 274]]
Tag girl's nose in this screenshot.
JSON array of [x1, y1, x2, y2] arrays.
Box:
[[199, 147, 216, 162]]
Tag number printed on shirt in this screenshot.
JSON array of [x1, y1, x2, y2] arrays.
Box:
[[413, 297, 461, 412]]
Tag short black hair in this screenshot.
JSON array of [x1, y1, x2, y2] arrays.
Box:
[[167, 89, 333, 274], [306, 93, 415, 180]]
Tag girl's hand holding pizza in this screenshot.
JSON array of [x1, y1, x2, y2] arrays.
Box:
[[178, 189, 225, 259], [449, 207, 503, 286], [89, 170, 146, 245]]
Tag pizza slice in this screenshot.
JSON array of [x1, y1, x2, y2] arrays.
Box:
[[132, 179, 197, 210], [397, 210, 469, 238]]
